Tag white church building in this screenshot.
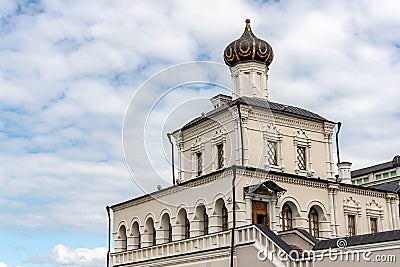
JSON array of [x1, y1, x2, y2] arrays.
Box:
[[108, 20, 400, 267]]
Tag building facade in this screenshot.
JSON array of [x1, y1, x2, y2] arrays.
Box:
[[109, 20, 400, 267]]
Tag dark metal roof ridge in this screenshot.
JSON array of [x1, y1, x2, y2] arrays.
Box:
[[351, 160, 393, 178], [234, 96, 334, 123], [255, 224, 298, 258], [313, 229, 400, 250], [180, 96, 334, 132], [279, 228, 319, 245]]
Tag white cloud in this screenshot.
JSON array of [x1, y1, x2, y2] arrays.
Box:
[[49, 245, 107, 267], [0, 262, 20, 267], [28, 245, 107, 267]]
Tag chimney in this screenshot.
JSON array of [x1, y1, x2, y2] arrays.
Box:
[[337, 162, 352, 184]]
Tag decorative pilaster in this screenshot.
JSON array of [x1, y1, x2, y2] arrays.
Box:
[[328, 184, 338, 237]]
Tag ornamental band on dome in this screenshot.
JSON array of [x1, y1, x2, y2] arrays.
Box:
[[224, 19, 274, 67]]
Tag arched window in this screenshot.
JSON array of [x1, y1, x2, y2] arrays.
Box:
[[195, 205, 209, 236], [177, 209, 190, 240], [131, 221, 141, 249], [145, 218, 156, 247], [161, 213, 172, 243], [222, 204, 228, 231], [308, 207, 319, 237], [282, 204, 293, 230], [118, 225, 127, 251]]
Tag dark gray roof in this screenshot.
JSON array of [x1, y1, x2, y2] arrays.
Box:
[[181, 96, 332, 131], [351, 155, 400, 178], [239, 96, 330, 122], [244, 180, 286, 195], [372, 183, 400, 193], [313, 230, 400, 250], [351, 161, 393, 178]]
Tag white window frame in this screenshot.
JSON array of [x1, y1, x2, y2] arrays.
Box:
[[293, 129, 313, 176], [263, 123, 284, 172], [366, 199, 384, 233], [343, 197, 362, 237]]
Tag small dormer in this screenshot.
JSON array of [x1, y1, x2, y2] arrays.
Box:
[[210, 94, 232, 109]]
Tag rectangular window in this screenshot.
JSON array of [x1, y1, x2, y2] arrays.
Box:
[[217, 144, 224, 169], [370, 218, 378, 233], [363, 177, 370, 183], [196, 152, 202, 176], [376, 174, 382, 180], [348, 215, 356, 236], [296, 146, 307, 170], [383, 173, 389, 179], [266, 141, 278, 166], [391, 171, 397, 177], [356, 179, 363, 185]]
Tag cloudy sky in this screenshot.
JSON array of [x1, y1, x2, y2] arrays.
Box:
[[1, 0, 400, 266]]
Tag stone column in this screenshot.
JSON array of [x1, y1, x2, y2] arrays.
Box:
[[156, 229, 169, 245], [141, 232, 153, 248], [270, 199, 277, 231], [208, 214, 221, 234], [245, 196, 252, 225], [333, 189, 340, 236], [172, 224, 183, 242], [242, 117, 249, 165], [127, 235, 140, 250], [190, 219, 202, 237]]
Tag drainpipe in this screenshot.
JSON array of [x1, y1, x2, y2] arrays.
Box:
[[236, 101, 244, 166], [106, 206, 111, 267], [335, 122, 342, 164], [167, 133, 176, 185], [230, 165, 237, 267]]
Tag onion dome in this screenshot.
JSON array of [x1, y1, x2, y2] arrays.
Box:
[[224, 19, 274, 67]]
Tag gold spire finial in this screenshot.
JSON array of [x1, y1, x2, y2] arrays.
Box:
[[245, 19, 251, 31]]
